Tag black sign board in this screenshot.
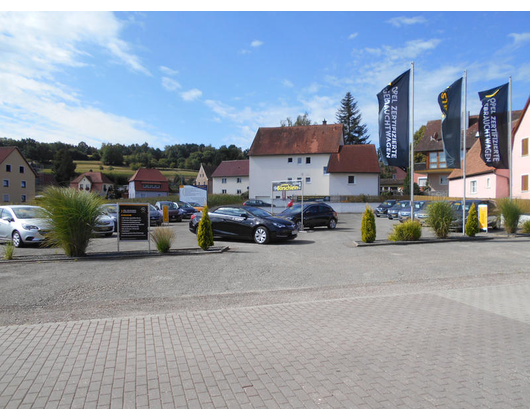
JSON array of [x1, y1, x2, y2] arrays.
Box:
[[118, 203, 149, 241]]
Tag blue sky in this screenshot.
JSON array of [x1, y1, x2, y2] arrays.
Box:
[[1, 8, 529, 152]]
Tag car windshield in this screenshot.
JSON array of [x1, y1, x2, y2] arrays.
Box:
[[149, 204, 158, 211], [413, 202, 425, 209], [382, 201, 394, 206], [188, 202, 200, 207], [281, 204, 302, 215], [11, 206, 47, 219], [178, 201, 193, 209], [399, 202, 409, 207], [451, 202, 477, 211], [246, 207, 271, 218], [102, 205, 117, 214], [159, 202, 177, 210]]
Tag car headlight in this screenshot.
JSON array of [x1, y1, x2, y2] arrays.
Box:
[[272, 222, 286, 228], [22, 223, 39, 230]]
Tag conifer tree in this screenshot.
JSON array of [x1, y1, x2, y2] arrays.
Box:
[[335, 92, 369, 144], [465, 203, 480, 237], [197, 206, 214, 250], [361, 205, 376, 243]]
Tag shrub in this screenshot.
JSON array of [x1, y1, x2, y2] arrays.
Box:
[[3, 241, 14, 260], [521, 220, 530, 234], [427, 201, 454, 238], [151, 227, 175, 253], [361, 205, 376, 243], [388, 220, 422, 242], [197, 206, 214, 250], [497, 198, 523, 234], [39, 186, 104, 257], [465, 203, 480, 237]]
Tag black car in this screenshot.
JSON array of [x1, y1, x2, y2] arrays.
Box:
[[148, 204, 162, 226], [189, 205, 297, 244], [374, 199, 397, 217], [387, 200, 410, 220], [155, 201, 184, 222], [243, 199, 275, 207], [176, 201, 198, 219], [450, 200, 499, 230], [279, 202, 338, 230]]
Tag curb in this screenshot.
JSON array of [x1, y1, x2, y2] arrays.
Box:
[[353, 236, 496, 247]]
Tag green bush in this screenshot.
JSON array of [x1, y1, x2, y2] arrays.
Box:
[[498, 198, 523, 234], [522, 220, 530, 234], [3, 241, 14, 260], [151, 227, 175, 253], [39, 187, 104, 257], [388, 220, 422, 242], [197, 206, 214, 250], [361, 205, 376, 243], [465, 203, 480, 237], [427, 201, 454, 238]]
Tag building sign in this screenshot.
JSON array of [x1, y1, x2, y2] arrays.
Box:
[[118, 203, 149, 241], [272, 180, 302, 192]]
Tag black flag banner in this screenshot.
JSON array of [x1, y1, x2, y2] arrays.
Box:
[[478, 83, 509, 169], [438, 78, 462, 168], [377, 70, 410, 167]]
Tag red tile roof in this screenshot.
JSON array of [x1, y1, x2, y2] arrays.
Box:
[[212, 160, 249, 178], [248, 124, 343, 156], [71, 171, 113, 185], [327, 144, 380, 173], [129, 168, 168, 183], [448, 140, 496, 180]]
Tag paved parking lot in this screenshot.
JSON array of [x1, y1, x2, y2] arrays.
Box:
[[1, 213, 529, 408]]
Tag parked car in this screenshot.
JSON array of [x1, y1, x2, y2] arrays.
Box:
[[189, 205, 297, 244], [100, 203, 118, 231], [93, 213, 114, 237], [398, 201, 427, 223], [243, 199, 275, 208], [185, 201, 204, 213], [176, 201, 198, 219], [0, 205, 50, 247], [450, 200, 499, 230], [415, 201, 439, 225], [155, 201, 184, 222], [149, 204, 162, 226], [374, 199, 397, 218], [387, 200, 410, 220], [279, 202, 338, 230]]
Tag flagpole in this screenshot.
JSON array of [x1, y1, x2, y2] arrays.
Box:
[[410, 62, 415, 221], [462, 70, 467, 235], [508, 76, 513, 199]]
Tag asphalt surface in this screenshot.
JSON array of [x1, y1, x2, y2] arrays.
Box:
[[1, 213, 530, 408]]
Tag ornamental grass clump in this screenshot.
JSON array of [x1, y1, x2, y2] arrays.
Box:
[[39, 187, 104, 257], [465, 202, 480, 237], [197, 206, 214, 250], [497, 198, 523, 234], [388, 220, 422, 242], [151, 227, 175, 253], [427, 201, 454, 239], [3, 241, 14, 260], [522, 220, 530, 234], [361, 205, 376, 243]]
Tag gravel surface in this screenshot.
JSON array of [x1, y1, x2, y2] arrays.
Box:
[[0, 214, 527, 326]]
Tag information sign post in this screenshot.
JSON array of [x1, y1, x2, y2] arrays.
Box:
[[117, 203, 151, 252]]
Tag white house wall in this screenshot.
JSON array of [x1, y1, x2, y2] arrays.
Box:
[[250, 154, 331, 198], [328, 173, 379, 196], [212, 176, 249, 195]]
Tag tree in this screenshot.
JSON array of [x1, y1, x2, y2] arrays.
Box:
[[197, 206, 214, 250], [335, 92, 369, 144], [101, 143, 124, 166], [465, 203, 480, 237], [52, 149, 77, 185], [280, 112, 312, 127], [361, 205, 376, 243]]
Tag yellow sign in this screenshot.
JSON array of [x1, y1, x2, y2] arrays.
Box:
[[162, 205, 169, 224], [478, 204, 488, 231]]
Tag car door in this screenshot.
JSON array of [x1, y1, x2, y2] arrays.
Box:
[[303, 205, 319, 227], [0, 208, 14, 239], [223, 207, 255, 238], [209, 207, 233, 236]]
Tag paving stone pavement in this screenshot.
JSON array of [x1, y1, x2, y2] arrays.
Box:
[[1, 282, 530, 409]]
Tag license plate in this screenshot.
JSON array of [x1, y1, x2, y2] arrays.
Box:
[[292, 230, 297, 235]]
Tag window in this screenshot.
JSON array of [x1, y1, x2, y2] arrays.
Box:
[[236, 189, 242, 195], [306, 157, 311, 164], [21, 181, 26, 188], [297, 157, 302, 165], [222, 189, 227, 194], [522, 175, 529, 192], [5, 165, 11, 172], [418, 177, 428, 187], [323, 166, 328, 174], [287, 157, 293, 164], [21, 195, 26, 203], [305, 177, 311, 184], [19, 166, 25, 174], [428, 151, 447, 169], [222, 178, 227, 184], [297, 177, 302, 181], [440, 176, 448, 186], [486, 177, 491, 189], [287, 177, 292, 181], [236, 177, 242, 183], [470, 180, 477, 194], [348, 176, 355, 184], [79, 184, 83, 190], [3, 194, 9, 202], [3, 179, 8, 187], [523, 138, 529, 157]]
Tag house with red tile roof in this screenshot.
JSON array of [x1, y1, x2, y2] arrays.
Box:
[[512, 94, 530, 199], [248, 122, 380, 200], [70, 171, 114, 197], [128, 168, 170, 198], [211, 160, 249, 195]]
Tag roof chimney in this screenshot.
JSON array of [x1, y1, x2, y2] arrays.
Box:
[[322, 119, 327, 125]]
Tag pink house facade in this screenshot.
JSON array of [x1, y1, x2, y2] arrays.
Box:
[[512, 95, 530, 199]]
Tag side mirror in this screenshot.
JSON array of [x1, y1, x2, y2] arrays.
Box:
[[240, 213, 248, 219]]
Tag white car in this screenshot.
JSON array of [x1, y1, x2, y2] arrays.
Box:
[[0, 205, 51, 248]]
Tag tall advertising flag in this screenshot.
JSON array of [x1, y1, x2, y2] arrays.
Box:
[[478, 83, 509, 169], [438, 78, 462, 168], [377, 70, 410, 168]]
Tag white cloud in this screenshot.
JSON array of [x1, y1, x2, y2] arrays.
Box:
[[348, 33, 358, 40], [387, 16, 427, 28], [161, 77, 181, 91], [159, 65, 179, 76], [508, 32, 530, 45], [282, 79, 294, 88], [251, 40, 264, 48], [180, 88, 203, 101], [239, 49, 251, 55]]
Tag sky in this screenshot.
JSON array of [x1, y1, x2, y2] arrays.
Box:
[[1, 5, 530, 152]]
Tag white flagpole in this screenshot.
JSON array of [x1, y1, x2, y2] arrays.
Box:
[[462, 71, 468, 235], [508, 76, 513, 199], [410, 62, 415, 221]]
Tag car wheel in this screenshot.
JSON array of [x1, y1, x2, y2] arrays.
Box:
[[376, 214, 380, 218], [296, 221, 302, 231], [12, 230, 24, 248], [253, 226, 270, 244], [327, 218, 337, 229], [104, 232, 113, 237]]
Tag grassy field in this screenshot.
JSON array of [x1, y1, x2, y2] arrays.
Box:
[[41, 161, 198, 181]]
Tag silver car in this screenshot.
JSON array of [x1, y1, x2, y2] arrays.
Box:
[[0, 205, 51, 247]]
